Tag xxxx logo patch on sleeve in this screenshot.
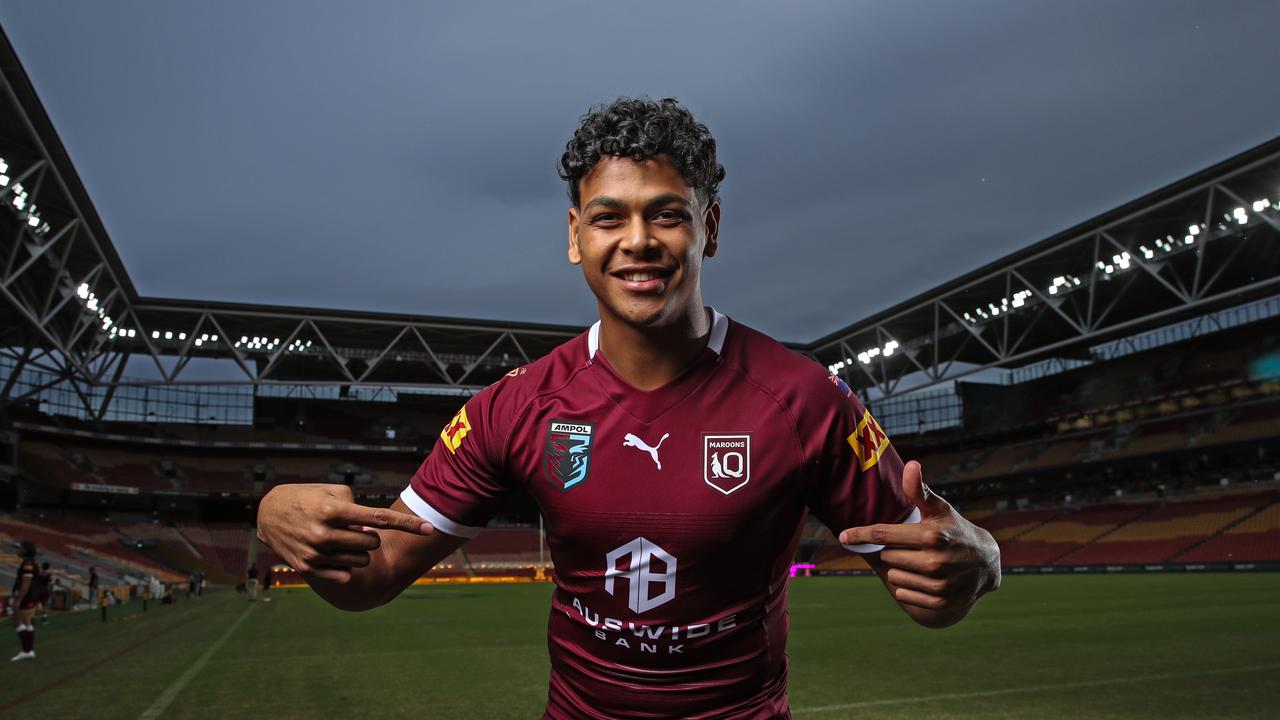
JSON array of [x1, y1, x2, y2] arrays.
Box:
[[847, 409, 890, 471], [440, 406, 472, 454]]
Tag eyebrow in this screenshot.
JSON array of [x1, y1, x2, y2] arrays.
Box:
[[583, 193, 692, 213]]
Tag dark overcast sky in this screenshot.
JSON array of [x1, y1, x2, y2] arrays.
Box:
[[1, 0, 1278, 343]]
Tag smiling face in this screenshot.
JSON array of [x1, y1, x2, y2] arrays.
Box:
[[568, 155, 720, 330]]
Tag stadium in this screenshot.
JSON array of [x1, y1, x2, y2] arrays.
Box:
[[1, 10, 1279, 720]]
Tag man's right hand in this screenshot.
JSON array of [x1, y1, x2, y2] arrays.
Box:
[[256, 483, 433, 584]]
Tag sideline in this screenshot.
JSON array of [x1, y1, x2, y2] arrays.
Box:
[[0, 595, 229, 716], [791, 662, 1280, 714], [137, 601, 255, 720]]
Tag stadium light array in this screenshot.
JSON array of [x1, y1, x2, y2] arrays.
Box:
[[75, 281, 123, 337], [230, 336, 310, 353], [0, 157, 52, 236], [826, 338, 903, 373], [957, 193, 1275, 330], [830, 190, 1278, 375]]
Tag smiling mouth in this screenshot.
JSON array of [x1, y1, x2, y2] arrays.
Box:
[[611, 269, 673, 293]]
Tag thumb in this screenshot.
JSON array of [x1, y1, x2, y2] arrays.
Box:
[[902, 460, 948, 518]]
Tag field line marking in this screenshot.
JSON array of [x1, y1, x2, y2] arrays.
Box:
[[792, 662, 1280, 714], [137, 602, 254, 720], [0, 596, 227, 716]]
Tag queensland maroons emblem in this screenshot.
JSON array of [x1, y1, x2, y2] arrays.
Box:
[[545, 420, 594, 492], [703, 433, 750, 495]]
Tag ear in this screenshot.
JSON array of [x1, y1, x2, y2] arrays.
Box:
[[702, 200, 720, 259], [567, 206, 583, 266]]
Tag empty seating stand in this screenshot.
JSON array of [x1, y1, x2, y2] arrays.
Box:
[[1055, 496, 1263, 565]]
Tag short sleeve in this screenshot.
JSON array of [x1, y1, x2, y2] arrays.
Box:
[[803, 374, 920, 554], [400, 383, 512, 539]]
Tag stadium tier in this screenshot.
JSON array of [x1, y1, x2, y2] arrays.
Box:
[[1173, 501, 1280, 563], [1053, 494, 1268, 565], [14, 435, 419, 497]]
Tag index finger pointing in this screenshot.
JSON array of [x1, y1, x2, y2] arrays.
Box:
[[839, 522, 933, 549], [339, 504, 433, 535]]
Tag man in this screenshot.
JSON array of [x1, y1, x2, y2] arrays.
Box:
[[261, 565, 273, 603], [36, 562, 53, 624], [10, 542, 38, 661], [87, 566, 98, 607], [257, 97, 1001, 718], [247, 563, 260, 601]]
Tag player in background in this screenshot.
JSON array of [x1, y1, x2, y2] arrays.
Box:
[[10, 542, 38, 661], [261, 565, 274, 602], [257, 97, 1001, 718], [87, 566, 98, 608], [36, 562, 53, 624], [247, 563, 260, 602]]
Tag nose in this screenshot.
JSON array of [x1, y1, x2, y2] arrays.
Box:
[[620, 215, 657, 255]]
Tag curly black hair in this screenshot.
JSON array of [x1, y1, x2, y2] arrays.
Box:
[[558, 97, 726, 208]]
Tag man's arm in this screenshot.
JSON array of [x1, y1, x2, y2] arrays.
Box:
[[840, 461, 1001, 629], [257, 484, 467, 612]]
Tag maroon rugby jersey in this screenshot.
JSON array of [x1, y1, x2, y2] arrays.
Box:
[[403, 309, 918, 719]]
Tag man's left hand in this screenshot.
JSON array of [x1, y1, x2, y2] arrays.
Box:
[[839, 461, 1001, 624]]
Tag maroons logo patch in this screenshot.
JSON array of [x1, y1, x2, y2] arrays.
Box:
[[545, 420, 594, 492], [704, 434, 750, 495]]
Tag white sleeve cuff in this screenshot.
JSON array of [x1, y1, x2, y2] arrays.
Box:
[[842, 506, 923, 554], [399, 486, 485, 539]]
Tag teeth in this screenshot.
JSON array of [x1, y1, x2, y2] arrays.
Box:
[[622, 272, 657, 282]]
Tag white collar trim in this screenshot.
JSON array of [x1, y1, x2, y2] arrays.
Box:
[[587, 307, 728, 360]]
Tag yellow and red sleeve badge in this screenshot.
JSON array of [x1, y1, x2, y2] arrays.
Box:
[[847, 409, 890, 471], [440, 406, 472, 455]]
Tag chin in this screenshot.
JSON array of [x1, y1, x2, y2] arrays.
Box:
[[607, 297, 675, 328]]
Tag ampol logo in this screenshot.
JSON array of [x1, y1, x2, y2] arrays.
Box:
[[544, 419, 594, 492]]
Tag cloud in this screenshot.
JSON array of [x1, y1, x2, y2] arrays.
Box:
[[1, 0, 1278, 343]]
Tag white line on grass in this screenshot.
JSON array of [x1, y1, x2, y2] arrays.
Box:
[[791, 662, 1280, 714], [138, 603, 254, 720]]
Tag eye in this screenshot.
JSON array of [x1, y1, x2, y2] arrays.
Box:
[[588, 213, 622, 227], [652, 210, 689, 224]]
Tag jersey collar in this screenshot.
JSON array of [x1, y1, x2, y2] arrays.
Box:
[[586, 307, 728, 361]]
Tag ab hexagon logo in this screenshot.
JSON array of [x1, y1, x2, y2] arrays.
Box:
[[605, 537, 677, 614]]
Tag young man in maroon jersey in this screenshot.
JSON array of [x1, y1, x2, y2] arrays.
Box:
[[257, 97, 1001, 718], [10, 542, 38, 661]]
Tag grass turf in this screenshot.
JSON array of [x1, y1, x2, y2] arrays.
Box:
[[1, 574, 1277, 719]]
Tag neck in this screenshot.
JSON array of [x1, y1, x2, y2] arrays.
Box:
[[597, 303, 712, 391]]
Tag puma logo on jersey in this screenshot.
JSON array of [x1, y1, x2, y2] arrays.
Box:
[[623, 432, 670, 470]]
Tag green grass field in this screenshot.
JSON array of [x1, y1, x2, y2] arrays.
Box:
[[3, 574, 1277, 719]]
